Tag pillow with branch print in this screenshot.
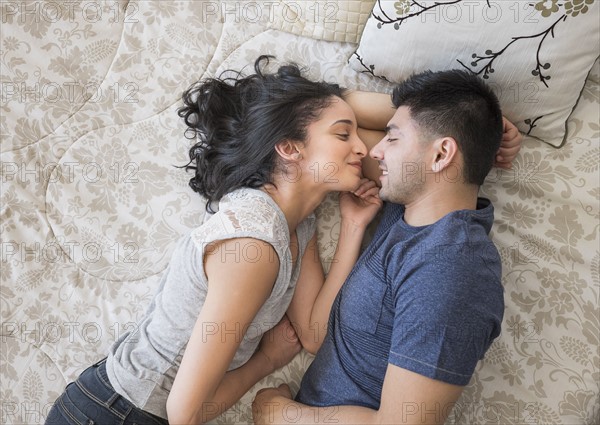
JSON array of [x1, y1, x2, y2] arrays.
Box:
[[349, 0, 599, 147]]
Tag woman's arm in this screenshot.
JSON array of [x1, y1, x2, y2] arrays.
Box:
[[286, 180, 381, 354], [192, 315, 300, 422], [166, 238, 296, 424]]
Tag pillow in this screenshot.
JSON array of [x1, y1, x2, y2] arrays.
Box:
[[349, 0, 600, 147], [266, 0, 376, 43]]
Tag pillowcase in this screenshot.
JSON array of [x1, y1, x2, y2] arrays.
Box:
[[266, 0, 376, 44], [349, 0, 600, 147]]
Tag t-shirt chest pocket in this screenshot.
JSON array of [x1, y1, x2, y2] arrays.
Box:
[[338, 263, 388, 334]]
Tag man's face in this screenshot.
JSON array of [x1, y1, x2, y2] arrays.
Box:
[[369, 106, 429, 204]]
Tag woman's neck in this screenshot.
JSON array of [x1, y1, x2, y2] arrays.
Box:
[[261, 181, 327, 234]]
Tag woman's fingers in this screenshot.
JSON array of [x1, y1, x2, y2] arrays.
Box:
[[352, 179, 377, 197]]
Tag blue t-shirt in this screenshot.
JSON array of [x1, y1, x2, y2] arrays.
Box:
[[296, 199, 503, 409]]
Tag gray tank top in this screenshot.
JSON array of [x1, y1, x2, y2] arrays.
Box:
[[106, 188, 316, 419]]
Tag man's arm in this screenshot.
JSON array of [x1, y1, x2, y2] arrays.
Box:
[[344, 91, 523, 179], [496, 117, 522, 169], [252, 364, 463, 425], [344, 90, 396, 130]]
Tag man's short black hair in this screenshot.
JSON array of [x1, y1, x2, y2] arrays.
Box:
[[392, 69, 503, 185]]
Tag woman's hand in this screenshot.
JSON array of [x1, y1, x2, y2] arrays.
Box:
[[339, 178, 383, 228], [495, 117, 522, 169], [257, 316, 302, 373]]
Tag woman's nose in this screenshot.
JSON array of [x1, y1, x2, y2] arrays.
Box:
[[354, 135, 367, 157]]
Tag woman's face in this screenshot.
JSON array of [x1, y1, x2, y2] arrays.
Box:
[[299, 97, 367, 192]]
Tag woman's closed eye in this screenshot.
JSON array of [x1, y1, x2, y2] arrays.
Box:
[[337, 134, 350, 140]]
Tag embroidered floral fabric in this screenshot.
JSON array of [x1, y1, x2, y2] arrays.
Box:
[[1, 2, 598, 424]]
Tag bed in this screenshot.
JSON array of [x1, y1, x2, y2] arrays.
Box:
[[1, 1, 598, 424]]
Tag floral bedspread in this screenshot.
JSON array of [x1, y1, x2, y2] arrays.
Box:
[[1, 2, 598, 424]]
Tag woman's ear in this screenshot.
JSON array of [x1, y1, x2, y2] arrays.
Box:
[[275, 141, 303, 161], [430, 137, 459, 173]]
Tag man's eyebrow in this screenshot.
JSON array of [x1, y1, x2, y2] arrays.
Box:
[[385, 124, 398, 134]]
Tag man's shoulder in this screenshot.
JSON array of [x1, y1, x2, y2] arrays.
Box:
[[391, 221, 501, 294]]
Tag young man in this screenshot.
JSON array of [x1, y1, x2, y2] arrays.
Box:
[[252, 69, 522, 425]]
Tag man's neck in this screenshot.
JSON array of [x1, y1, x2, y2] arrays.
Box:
[[403, 185, 480, 227]]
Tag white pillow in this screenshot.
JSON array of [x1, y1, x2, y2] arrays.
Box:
[[266, 0, 376, 44], [349, 0, 600, 147]]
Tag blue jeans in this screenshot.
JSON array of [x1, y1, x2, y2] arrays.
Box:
[[45, 358, 169, 425]]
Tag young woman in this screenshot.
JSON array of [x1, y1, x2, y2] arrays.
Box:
[[45, 56, 382, 425]]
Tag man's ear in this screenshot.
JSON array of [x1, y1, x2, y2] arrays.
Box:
[[430, 137, 459, 173], [275, 140, 303, 161]]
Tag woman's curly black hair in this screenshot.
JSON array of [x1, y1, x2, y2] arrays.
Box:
[[178, 55, 344, 212]]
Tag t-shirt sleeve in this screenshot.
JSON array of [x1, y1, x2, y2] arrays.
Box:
[[387, 243, 503, 386]]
